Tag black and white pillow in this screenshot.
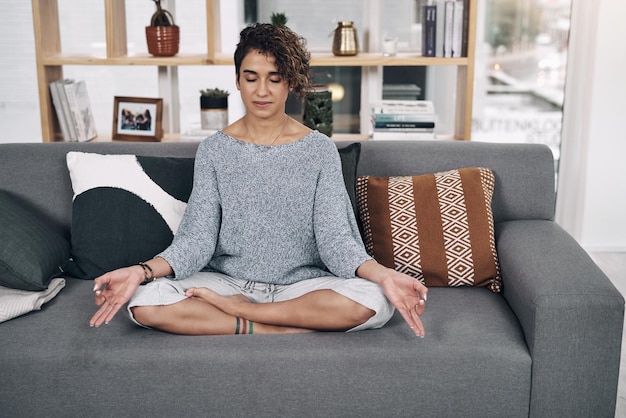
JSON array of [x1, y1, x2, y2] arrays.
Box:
[[64, 152, 194, 280]]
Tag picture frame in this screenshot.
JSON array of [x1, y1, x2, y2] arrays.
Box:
[[112, 96, 163, 141]]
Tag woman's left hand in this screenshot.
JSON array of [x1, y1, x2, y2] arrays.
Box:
[[378, 269, 427, 337], [357, 260, 427, 337]]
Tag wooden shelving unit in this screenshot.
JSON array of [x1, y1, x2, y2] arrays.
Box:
[[32, 0, 477, 142]]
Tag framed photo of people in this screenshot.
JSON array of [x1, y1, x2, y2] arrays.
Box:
[[112, 96, 163, 141]]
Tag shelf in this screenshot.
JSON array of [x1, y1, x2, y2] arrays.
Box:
[[42, 52, 469, 68], [42, 53, 215, 66], [32, 0, 477, 142], [92, 132, 369, 143], [217, 52, 469, 67], [310, 52, 469, 67]]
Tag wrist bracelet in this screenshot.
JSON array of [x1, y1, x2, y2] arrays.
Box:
[[138, 262, 155, 285]]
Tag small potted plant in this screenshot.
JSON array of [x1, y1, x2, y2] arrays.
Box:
[[146, 0, 180, 57], [200, 88, 229, 130], [270, 12, 288, 27]]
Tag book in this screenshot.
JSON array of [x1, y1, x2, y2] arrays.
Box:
[[62, 81, 84, 142], [372, 100, 435, 115], [371, 130, 436, 141], [372, 99, 436, 135], [373, 113, 435, 124], [373, 130, 435, 136], [49, 80, 73, 141], [452, 0, 464, 57], [53, 79, 78, 141], [435, 0, 446, 57], [63, 80, 97, 142], [382, 83, 422, 100], [443, 0, 454, 57], [461, 0, 469, 57], [180, 126, 217, 142], [373, 121, 435, 130], [421, 4, 436, 57]]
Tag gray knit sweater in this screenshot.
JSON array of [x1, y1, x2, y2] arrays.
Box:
[[158, 130, 371, 284]]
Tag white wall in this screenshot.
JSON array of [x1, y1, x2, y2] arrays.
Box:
[[0, 2, 39, 143], [579, 0, 626, 251], [560, 0, 626, 251]]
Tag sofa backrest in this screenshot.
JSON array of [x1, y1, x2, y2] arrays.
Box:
[[0, 142, 199, 239], [0, 139, 555, 239], [346, 140, 556, 224]]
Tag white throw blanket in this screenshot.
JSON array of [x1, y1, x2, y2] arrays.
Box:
[[0, 278, 65, 323]]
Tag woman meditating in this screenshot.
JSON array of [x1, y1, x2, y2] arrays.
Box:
[[90, 23, 427, 336]]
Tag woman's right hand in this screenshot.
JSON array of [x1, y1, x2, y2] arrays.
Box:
[[89, 265, 145, 328]]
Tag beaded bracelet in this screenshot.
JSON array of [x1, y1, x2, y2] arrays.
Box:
[[138, 262, 155, 285]]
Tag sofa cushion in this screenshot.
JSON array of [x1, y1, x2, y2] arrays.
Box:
[[64, 152, 194, 279], [356, 167, 501, 292], [0, 280, 531, 417], [0, 191, 71, 291]]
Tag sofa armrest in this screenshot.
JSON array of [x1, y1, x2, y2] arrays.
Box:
[[496, 220, 623, 418]]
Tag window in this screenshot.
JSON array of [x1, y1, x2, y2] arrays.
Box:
[[471, 0, 572, 171]]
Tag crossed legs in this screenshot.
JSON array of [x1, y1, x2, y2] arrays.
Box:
[[131, 289, 375, 335]]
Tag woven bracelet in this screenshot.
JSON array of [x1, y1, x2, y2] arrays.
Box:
[[138, 262, 155, 285]]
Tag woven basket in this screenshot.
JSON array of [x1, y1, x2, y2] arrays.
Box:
[[146, 25, 180, 57]]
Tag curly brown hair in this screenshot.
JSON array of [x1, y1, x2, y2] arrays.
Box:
[[234, 23, 312, 98]]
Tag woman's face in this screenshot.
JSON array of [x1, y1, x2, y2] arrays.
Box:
[[236, 49, 290, 119]]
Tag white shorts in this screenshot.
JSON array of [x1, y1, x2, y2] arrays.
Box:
[[127, 272, 395, 332]]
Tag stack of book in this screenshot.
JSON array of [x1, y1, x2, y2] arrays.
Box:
[[49, 79, 97, 142], [371, 100, 436, 140], [180, 124, 217, 142], [422, 0, 467, 58]]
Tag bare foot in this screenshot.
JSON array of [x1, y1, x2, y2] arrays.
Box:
[[185, 287, 251, 317], [185, 287, 314, 334]]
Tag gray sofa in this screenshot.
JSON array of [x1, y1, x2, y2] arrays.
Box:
[[0, 139, 623, 418]]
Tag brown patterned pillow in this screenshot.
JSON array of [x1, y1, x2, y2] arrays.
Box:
[[356, 168, 501, 293]]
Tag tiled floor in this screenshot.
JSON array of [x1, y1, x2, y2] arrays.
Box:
[[589, 252, 626, 418]]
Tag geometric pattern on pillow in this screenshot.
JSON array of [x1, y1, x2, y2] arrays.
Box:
[[356, 167, 501, 293], [64, 152, 194, 280]]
